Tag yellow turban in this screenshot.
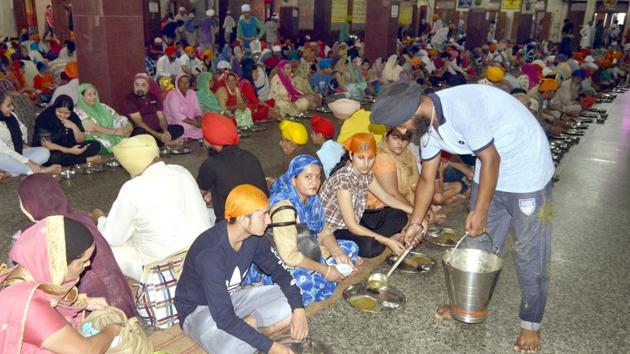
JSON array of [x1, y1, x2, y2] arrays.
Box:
[[225, 184, 269, 220], [486, 66, 504, 83], [112, 134, 159, 177], [279, 120, 308, 145], [343, 132, 377, 156], [538, 78, 559, 92]]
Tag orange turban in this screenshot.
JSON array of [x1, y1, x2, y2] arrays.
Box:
[[202, 49, 213, 59], [538, 78, 558, 92], [184, 46, 195, 54], [428, 49, 439, 57], [411, 56, 422, 67], [573, 52, 584, 63], [64, 61, 79, 79], [612, 51, 623, 60], [343, 132, 377, 156], [599, 59, 611, 69], [489, 44, 497, 53], [201, 113, 239, 146], [225, 184, 269, 220]]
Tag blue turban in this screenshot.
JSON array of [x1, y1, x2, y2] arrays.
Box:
[[319, 58, 331, 69], [572, 68, 586, 80], [269, 155, 325, 233]]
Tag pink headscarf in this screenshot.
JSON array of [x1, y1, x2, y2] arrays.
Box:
[[17, 174, 134, 316], [521, 64, 540, 89], [0, 216, 86, 354], [277, 60, 303, 102], [164, 73, 202, 139]]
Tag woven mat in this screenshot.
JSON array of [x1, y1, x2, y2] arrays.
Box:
[[149, 251, 390, 354]]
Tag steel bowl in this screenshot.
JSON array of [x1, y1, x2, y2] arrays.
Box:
[[343, 283, 406, 313], [59, 169, 76, 180], [426, 227, 442, 238], [385, 252, 436, 273], [168, 147, 192, 155], [105, 160, 120, 168], [425, 227, 463, 247]]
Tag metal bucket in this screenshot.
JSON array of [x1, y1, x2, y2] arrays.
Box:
[[441, 233, 503, 324]]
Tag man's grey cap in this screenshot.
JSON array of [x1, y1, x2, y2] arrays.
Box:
[[370, 82, 423, 126]]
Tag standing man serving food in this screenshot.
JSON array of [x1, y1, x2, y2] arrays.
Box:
[[370, 83, 554, 353]]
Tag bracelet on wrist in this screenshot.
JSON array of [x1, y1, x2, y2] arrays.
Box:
[[324, 266, 331, 277]]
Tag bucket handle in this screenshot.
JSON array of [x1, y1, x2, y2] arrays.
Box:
[[452, 232, 498, 254]]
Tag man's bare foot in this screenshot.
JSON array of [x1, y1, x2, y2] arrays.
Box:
[[87, 155, 103, 164], [41, 164, 62, 174], [513, 329, 541, 353], [0, 172, 11, 184], [434, 304, 453, 320], [165, 138, 184, 147], [429, 212, 447, 225]]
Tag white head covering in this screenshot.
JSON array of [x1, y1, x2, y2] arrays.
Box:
[[272, 13, 279, 20], [254, 67, 271, 100], [217, 61, 231, 70], [584, 55, 595, 63], [328, 98, 360, 120], [178, 6, 186, 12], [206, 9, 215, 17], [249, 39, 261, 53], [381, 54, 404, 83], [154, 37, 162, 44], [241, 4, 251, 12]]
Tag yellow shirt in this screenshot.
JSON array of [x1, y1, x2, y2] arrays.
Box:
[[336, 109, 386, 144]]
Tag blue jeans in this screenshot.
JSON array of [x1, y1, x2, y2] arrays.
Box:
[[467, 181, 553, 330], [0, 147, 50, 176]]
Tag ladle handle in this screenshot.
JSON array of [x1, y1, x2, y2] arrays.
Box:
[[386, 246, 413, 277]]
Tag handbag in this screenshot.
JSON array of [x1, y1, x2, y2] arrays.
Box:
[[265, 205, 322, 262], [80, 307, 153, 354], [135, 248, 187, 329], [361, 208, 387, 230]]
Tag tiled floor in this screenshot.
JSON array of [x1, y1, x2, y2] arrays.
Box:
[[1, 93, 629, 353]]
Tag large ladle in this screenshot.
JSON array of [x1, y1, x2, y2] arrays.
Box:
[[367, 246, 413, 290]]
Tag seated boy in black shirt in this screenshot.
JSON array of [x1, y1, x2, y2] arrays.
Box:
[[175, 184, 307, 354]]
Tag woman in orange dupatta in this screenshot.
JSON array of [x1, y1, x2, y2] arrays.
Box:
[[0, 216, 121, 353]]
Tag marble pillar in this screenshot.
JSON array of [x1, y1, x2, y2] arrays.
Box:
[[364, 0, 400, 62], [73, 0, 145, 111], [583, 0, 596, 26]]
